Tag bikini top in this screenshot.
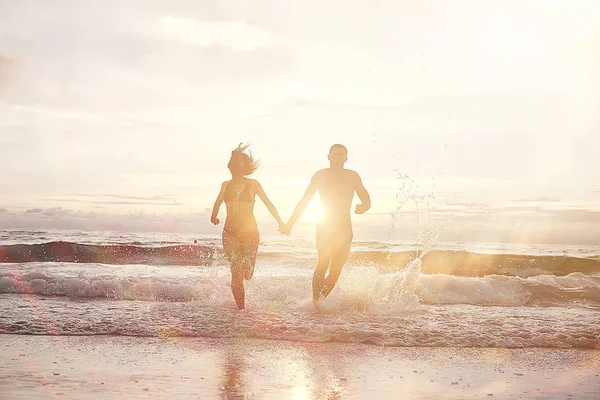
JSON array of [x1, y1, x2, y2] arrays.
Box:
[[223, 179, 254, 204]]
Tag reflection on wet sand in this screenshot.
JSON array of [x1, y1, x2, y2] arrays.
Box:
[[219, 347, 248, 399], [217, 340, 353, 399], [1, 336, 597, 399]]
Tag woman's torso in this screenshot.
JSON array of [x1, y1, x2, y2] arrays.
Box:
[[223, 178, 259, 233]]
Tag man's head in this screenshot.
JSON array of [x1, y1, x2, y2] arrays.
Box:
[[328, 144, 348, 167]]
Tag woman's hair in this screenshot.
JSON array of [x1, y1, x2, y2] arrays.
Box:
[[228, 143, 260, 176]]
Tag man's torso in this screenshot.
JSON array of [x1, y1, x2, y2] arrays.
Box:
[[314, 169, 356, 228]]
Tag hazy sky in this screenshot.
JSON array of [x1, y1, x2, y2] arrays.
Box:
[[1, 1, 599, 244]]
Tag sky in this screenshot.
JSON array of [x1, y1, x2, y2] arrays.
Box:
[[1, 0, 599, 244]]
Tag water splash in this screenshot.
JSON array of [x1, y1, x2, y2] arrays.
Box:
[[387, 169, 440, 258], [369, 168, 443, 313]]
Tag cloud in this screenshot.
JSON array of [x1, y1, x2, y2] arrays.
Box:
[[0, 53, 19, 89], [3, 203, 600, 245], [4, 207, 214, 233], [37, 193, 183, 207], [266, 97, 410, 114], [493, 205, 549, 213], [0, 3, 296, 121], [39, 198, 184, 207], [42, 207, 66, 216], [513, 197, 562, 203], [66, 193, 103, 198], [0, 208, 7, 213], [548, 209, 600, 224], [25, 208, 43, 214], [446, 201, 489, 209], [101, 194, 177, 201], [104, 200, 184, 206], [159, 16, 279, 51]]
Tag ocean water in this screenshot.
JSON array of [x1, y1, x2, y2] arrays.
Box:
[[0, 229, 599, 349]]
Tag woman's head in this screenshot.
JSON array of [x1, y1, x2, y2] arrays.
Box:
[[228, 143, 259, 176]]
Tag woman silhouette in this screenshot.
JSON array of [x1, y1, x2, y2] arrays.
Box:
[[210, 143, 284, 309]]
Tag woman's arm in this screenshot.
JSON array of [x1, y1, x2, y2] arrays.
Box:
[[254, 181, 284, 228], [211, 181, 228, 225]]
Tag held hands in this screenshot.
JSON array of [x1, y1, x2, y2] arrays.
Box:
[[355, 203, 369, 214], [278, 221, 292, 236], [210, 215, 220, 225]]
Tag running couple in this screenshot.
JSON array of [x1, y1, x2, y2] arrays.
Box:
[[211, 143, 371, 309]]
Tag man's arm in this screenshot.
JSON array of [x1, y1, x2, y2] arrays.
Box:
[[354, 172, 371, 214], [210, 181, 228, 225], [285, 173, 320, 232]]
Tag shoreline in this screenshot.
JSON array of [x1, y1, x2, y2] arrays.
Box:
[[2, 335, 599, 399]]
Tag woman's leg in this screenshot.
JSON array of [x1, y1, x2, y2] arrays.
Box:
[[230, 263, 246, 309], [242, 232, 260, 281], [223, 230, 246, 310]]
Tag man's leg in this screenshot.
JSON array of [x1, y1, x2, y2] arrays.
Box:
[[313, 230, 332, 301], [320, 233, 352, 298], [312, 253, 331, 301]]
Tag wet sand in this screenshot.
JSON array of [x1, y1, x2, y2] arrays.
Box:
[[1, 335, 599, 399]]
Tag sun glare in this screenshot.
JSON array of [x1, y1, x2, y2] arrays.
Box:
[[304, 201, 324, 222]]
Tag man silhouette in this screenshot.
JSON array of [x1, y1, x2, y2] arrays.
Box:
[[281, 144, 371, 306]]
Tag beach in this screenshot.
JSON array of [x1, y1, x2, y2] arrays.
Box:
[[2, 335, 599, 399], [1, 230, 599, 398]]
